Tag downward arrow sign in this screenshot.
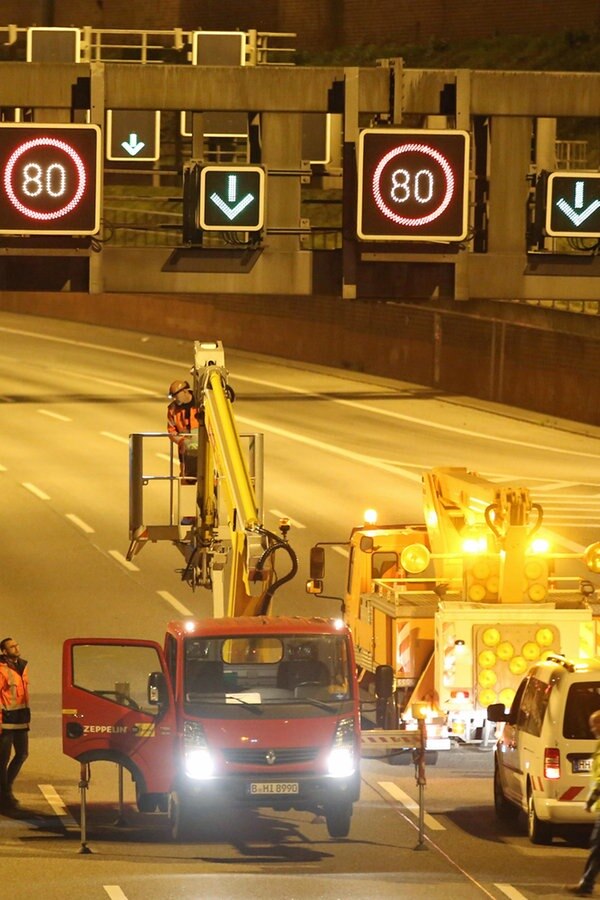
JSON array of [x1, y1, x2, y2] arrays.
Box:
[[121, 133, 145, 156], [556, 180, 600, 227], [209, 174, 254, 221]]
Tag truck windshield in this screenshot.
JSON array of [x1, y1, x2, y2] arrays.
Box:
[[183, 632, 353, 717]]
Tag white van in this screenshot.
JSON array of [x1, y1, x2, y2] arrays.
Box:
[[488, 655, 600, 844]]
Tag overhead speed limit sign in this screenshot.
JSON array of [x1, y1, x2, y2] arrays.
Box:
[[357, 129, 470, 242]]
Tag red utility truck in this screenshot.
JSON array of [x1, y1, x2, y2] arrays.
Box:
[[62, 615, 361, 840]]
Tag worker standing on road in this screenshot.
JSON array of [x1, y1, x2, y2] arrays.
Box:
[[0, 637, 30, 810], [566, 709, 600, 895], [167, 379, 203, 482]]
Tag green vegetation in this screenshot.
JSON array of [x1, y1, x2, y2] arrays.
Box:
[[296, 30, 600, 72]]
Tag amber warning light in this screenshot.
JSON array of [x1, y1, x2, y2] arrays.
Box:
[[0, 124, 101, 235]]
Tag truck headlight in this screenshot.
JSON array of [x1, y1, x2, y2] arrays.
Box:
[[183, 720, 214, 779], [327, 717, 356, 778]]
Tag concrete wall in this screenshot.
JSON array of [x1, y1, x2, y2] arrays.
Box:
[[0, 1, 597, 49]]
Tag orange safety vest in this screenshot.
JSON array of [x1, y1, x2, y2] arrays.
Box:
[[167, 401, 203, 454], [0, 657, 30, 731]]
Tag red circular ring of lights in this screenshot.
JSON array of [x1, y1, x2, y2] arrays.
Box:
[[3, 137, 87, 221], [372, 142, 455, 226]]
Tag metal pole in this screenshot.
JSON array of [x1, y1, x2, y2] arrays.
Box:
[[413, 717, 427, 851], [112, 763, 128, 826], [78, 762, 92, 854]]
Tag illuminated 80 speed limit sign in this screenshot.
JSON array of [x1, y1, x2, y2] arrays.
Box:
[[357, 128, 470, 241], [0, 124, 101, 235]]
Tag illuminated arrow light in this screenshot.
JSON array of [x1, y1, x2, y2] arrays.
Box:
[[209, 174, 254, 221], [556, 180, 600, 227], [121, 133, 146, 156]]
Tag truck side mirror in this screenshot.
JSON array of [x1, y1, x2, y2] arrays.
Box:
[[309, 546, 325, 580], [359, 535, 374, 553], [374, 664, 394, 699], [487, 702, 509, 723], [147, 671, 168, 706]]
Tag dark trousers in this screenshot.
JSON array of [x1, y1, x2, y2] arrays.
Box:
[[0, 729, 29, 795], [581, 815, 600, 889]]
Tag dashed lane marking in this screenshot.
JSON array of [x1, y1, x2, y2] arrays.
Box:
[[332, 545, 350, 558], [100, 431, 129, 444], [65, 514, 95, 534], [157, 590, 193, 617], [38, 784, 78, 826], [22, 482, 50, 500], [104, 888, 129, 900], [108, 550, 139, 572], [37, 409, 71, 422], [495, 885, 529, 900], [378, 781, 446, 830]]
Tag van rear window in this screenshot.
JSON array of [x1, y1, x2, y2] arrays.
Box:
[[563, 683, 600, 739]]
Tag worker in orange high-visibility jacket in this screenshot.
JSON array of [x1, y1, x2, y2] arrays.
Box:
[[167, 379, 204, 483], [0, 637, 30, 810]]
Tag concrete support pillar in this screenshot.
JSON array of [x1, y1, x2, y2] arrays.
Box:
[[261, 112, 302, 252], [488, 116, 532, 254]]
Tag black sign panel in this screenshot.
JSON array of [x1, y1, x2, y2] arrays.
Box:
[[545, 172, 600, 238], [0, 124, 101, 235], [199, 166, 265, 232], [357, 129, 470, 241]]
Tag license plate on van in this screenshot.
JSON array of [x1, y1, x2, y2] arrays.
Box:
[[572, 758, 592, 773], [249, 782, 299, 795]]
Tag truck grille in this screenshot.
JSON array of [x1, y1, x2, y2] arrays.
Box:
[[223, 746, 320, 766]]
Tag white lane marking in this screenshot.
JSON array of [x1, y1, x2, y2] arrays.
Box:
[[104, 888, 129, 900], [108, 550, 139, 572], [53, 367, 160, 397], [0, 463, 6, 472], [101, 431, 129, 444], [37, 409, 72, 422], [237, 416, 423, 484], [269, 509, 306, 529], [495, 885, 529, 900], [22, 482, 50, 500], [3, 323, 598, 458], [378, 781, 446, 830], [157, 590, 193, 617], [545, 530, 587, 553], [156, 452, 172, 462], [332, 545, 350, 558], [65, 514, 95, 534], [38, 784, 78, 825]]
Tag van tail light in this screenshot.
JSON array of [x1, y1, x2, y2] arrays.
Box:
[[544, 747, 561, 779]]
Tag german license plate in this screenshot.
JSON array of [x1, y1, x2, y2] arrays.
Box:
[[573, 758, 592, 773], [249, 782, 299, 795]]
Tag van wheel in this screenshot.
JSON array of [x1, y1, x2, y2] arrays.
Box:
[[527, 787, 552, 844], [494, 764, 519, 821], [136, 789, 158, 813], [324, 801, 352, 838], [169, 791, 195, 842]]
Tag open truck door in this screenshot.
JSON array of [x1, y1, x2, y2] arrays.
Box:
[[62, 638, 177, 809]]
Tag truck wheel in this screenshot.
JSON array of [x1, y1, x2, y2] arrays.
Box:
[[527, 787, 552, 845], [136, 790, 158, 813], [324, 801, 352, 838], [493, 764, 519, 821], [169, 791, 195, 842]]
